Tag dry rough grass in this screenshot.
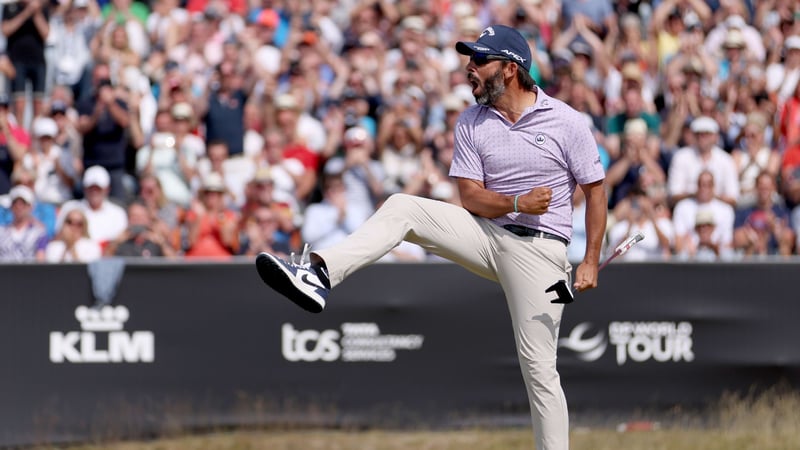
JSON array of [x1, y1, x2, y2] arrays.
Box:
[[29, 426, 800, 450], [31, 388, 800, 450]]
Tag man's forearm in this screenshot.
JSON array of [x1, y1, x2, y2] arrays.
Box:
[[1, 9, 34, 36], [33, 12, 48, 39], [582, 181, 608, 265], [457, 178, 515, 218], [2, 127, 26, 160]]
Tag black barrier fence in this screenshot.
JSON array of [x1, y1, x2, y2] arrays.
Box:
[[1, 261, 799, 446]]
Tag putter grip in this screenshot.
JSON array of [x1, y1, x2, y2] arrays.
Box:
[[598, 249, 619, 271], [617, 232, 644, 254]]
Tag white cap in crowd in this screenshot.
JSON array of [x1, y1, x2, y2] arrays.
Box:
[[171, 102, 194, 120], [83, 165, 111, 189], [400, 15, 426, 33], [690, 116, 720, 134], [725, 15, 746, 29], [624, 118, 648, 136], [344, 126, 369, 144], [32, 117, 58, 138], [201, 172, 227, 192], [9, 185, 35, 204], [274, 93, 299, 111], [722, 29, 746, 49], [695, 210, 716, 227], [785, 35, 800, 51]]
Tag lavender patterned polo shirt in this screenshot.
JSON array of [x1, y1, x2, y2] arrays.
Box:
[[449, 87, 604, 241]]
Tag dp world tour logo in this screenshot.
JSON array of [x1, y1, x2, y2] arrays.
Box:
[[558, 323, 606, 361], [559, 321, 694, 365], [49, 305, 154, 363]]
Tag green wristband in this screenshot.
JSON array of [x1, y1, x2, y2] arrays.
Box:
[[514, 194, 520, 213]]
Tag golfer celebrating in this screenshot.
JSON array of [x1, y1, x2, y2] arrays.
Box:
[[257, 24, 607, 450]]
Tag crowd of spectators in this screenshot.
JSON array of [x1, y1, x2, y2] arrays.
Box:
[[0, 0, 799, 263]]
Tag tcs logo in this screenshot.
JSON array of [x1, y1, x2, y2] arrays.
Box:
[[281, 323, 340, 362]]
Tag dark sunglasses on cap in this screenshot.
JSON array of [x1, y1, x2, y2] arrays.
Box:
[[470, 53, 509, 66]]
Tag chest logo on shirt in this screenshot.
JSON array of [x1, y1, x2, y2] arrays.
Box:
[[535, 134, 546, 146]]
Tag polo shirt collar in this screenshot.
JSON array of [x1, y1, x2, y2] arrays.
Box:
[[529, 86, 554, 111]]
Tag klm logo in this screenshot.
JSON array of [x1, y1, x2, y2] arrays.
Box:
[[50, 305, 154, 363]]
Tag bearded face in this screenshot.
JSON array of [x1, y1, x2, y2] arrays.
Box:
[[469, 66, 507, 106]]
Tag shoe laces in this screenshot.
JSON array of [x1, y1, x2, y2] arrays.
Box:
[[289, 243, 312, 267]]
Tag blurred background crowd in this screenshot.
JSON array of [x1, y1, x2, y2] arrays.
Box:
[[0, 0, 799, 263]]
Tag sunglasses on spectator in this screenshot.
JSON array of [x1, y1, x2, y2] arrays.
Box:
[[470, 53, 509, 66], [65, 218, 84, 227]]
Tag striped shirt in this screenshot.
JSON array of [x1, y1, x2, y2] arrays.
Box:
[[449, 87, 605, 240], [0, 222, 48, 262]]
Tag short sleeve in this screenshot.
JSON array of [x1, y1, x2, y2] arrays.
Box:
[[448, 118, 483, 182], [565, 116, 605, 185]]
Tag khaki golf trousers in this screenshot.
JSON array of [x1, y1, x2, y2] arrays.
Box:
[[314, 194, 572, 450]]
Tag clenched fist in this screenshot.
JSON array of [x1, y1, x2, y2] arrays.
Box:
[[515, 187, 552, 215]]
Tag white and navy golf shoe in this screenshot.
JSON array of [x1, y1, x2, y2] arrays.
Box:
[[256, 244, 330, 313]]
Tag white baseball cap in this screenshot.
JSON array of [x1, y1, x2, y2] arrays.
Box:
[[690, 116, 720, 134], [253, 167, 274, 184], [695, 210, 716, 226], [401, 15, 426, 33], [83, 165, 110, 189], [32, 117, 58, 138], [201, 172, 226, 192], [344, 126, 369, 144], [722, 29, 746, 49], [785, 35, 800, 51], [170, 102, 193, 120], [725, 15, 746, 29], [624, 118, 648, 136], [274, 93, 299, 110], [9, 185, 35, 204]]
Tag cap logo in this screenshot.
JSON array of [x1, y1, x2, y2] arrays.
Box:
[[479, 27, 495, 38], [500, 49, 527, 65], [535, 134, 546, 145]]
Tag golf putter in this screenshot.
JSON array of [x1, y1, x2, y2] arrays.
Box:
[[547, 231, 645, 304]]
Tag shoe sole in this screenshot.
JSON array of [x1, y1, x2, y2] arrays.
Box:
[[255, 253, 325, 313]]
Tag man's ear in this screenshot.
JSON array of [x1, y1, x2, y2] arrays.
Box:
[[504, 62, 518, 82]]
